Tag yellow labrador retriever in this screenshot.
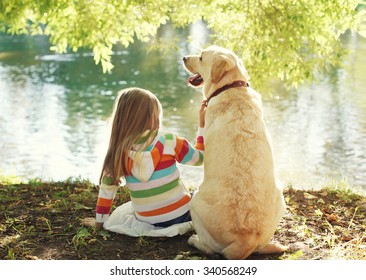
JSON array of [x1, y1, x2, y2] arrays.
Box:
[[183, 45, 286, 259]]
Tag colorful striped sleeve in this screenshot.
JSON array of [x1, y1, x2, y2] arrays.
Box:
[[95, 175, 119, 223], [174, 128, 204, 166]]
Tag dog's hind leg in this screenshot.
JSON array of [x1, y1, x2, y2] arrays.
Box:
[[222, 240, 287, 259], [188, 203, 223, 255], [255, 242, 288, 254], [221, 240, 258, 260]]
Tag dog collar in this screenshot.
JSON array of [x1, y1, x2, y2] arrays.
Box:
[[206, 80, 249, 105]]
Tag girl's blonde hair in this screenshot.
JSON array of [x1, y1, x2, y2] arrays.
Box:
[[100, 87, 162, 185]]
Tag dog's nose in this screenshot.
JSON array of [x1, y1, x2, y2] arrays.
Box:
[[183, 56, 188, 62]]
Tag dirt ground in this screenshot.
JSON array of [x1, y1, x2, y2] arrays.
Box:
[[1, 180, 365, 260]]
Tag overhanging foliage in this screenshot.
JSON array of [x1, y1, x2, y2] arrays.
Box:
[[1, 0, 365, 89]]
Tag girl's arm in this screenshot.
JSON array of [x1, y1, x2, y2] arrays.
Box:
[[174, 100, 206, 166], [174, 132, 204, 166], [95, 175, 119, 226]]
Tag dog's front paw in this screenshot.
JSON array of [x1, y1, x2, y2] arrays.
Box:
[[188, 234, 199, 246], [188, 234, 216, 256]]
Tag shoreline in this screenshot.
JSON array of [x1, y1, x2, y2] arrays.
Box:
[[1, 176, 365, 260]]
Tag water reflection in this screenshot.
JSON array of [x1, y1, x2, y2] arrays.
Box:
[[0, 26, 365, 190], [264, 33, 366, 188]]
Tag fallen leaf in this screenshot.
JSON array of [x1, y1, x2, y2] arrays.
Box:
[[317, 198, 325, 204], [341, 235, 353, 242], [304, 192, 318, 200], [286, 249, 304, 260], [325, 213, 339, 222], [319, 191, 328, 197]]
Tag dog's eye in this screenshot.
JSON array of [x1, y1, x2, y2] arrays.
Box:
[[199, 54, 203, 61]]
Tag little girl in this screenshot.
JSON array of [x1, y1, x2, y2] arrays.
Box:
[[93, 87, 205, 229]]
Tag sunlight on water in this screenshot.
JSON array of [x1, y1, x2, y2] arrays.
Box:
[[0, 27, 365, 190]]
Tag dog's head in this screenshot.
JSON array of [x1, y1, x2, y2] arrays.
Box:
[[183, 45, 250, 98]]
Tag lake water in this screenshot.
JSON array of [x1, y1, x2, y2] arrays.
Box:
[[1, 24, 365, 190]]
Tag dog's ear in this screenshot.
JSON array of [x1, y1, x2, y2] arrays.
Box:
[[211, 54, 236, 84], [237, 58, 250, 81]]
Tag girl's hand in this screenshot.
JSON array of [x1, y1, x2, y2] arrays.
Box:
[[82, 217, 96, 227], [82, 217, 103, 229], [199, 100, 207, 128]]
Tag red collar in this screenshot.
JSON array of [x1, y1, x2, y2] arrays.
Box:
[[206, 80, 249, 105]]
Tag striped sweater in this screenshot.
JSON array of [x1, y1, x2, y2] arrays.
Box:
[[96, 128, 204, 226]]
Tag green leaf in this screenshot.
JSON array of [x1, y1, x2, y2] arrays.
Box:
[[287, 250, 304, 260], [76, 227, 90, 238]]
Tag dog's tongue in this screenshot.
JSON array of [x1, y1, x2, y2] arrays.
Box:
[[187, 74, 203, 87]]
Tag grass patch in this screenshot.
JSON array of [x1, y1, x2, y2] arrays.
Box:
[[0, 174, 365, 260], [278, 181, 366, 260]]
